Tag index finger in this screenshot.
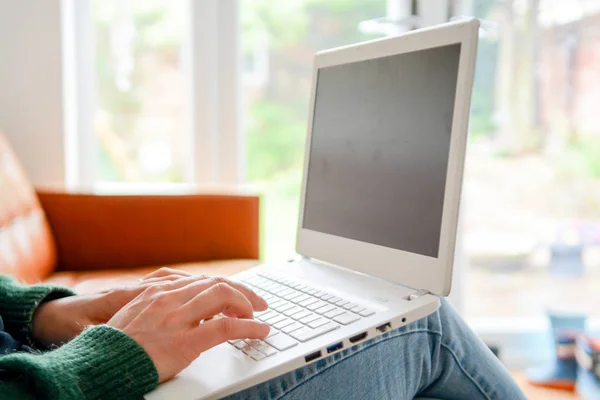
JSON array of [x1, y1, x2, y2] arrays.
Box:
[[210, 277, 268, 311], [141, 267, 193, 281]]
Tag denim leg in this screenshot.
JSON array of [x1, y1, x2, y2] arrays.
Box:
[[418, 299, 526, 400], [224, 299, 526, 400]]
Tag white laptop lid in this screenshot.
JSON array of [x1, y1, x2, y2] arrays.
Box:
[[295, 18, 479, 297]]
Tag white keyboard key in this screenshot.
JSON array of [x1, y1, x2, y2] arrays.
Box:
[[279, 302, 297, 312], [261, 294, 276, 302], [264, 334, 298, 351], [261, 283, 279, 292], [265, 314, 286, 325], [288, 326, 311, 339], [291, 322, 339, 342], [314, 291, 327, 298], [233, 341, 246, 350], [291, 293, 310, 304], [287, 291, 305, 301], [244, 339, 263, 348], [259, 344, 277, 357], [242, 277, 262, 286], [273, 318, 295, 330], [333, 312, 361, 325], [246, 339, 276, 357], [283, 306, 304, 317], [272, 301, 294, 313], [307, 317, 329, 329], [281, 322, 304, 334], [257, 311, 278, 322], [291, 309, 312, 321], [322, 294, 335, 301], [242, 344, 265, 360], [228, 339, 242, 344], [271, 286, 289, 296], [278, 288, 295, 297], [329, 296, 344, 304], [299, 313, 320, 324], [268, 298, 285, 308], [240, 343, 256, 353], [358, 308, 376, 317], [335, 300, 351, 308], [261, 311, 282, 322], [342, 302, 359, 311], [323, 308, 345, 319], [314, 304, 336, 315], [349, 305, 366, 314], [307, 300, 328, 311], [298, 297, 319, 307], [264, 287, 282, 295]]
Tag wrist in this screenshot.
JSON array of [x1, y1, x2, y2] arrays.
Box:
[[0, 278, 76, 348], [31, 297, 85, 347]]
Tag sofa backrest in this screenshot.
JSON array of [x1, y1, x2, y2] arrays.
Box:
[[0, 130, 56, 282]]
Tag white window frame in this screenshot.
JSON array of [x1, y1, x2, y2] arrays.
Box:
[[187, 0, 243, 185], [64, 0, 243, 190], [62, 0, 97, 188]]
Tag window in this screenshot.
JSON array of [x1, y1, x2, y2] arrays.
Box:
[[242, 0, 387, 260], [92, 0, 189, 183], [464, 0, 600, 321], [73, 0, 600, 325]]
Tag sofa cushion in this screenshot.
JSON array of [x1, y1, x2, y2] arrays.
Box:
[[0, 130, 56, 283], [43, 259, 259, 294]]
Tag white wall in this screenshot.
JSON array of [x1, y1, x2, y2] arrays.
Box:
[[0, 0, 65, 186]]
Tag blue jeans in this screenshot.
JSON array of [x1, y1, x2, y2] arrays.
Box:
[[225, 299, 526, 400]]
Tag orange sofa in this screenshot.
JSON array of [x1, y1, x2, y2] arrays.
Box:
[[0, 130, 260, 293]]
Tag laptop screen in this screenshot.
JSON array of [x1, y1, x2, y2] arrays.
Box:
[[302, 43, 461, 258]]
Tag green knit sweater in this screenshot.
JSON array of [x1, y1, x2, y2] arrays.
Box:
[[0, 276, 159, 399]]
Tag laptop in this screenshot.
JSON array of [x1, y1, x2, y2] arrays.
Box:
[[147, 18, 480, 400]]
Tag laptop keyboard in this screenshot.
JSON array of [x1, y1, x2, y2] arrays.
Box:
[[228, 272, 375, 361]]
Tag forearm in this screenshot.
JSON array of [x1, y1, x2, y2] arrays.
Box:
[[0, 325, 158, 400], [0, 275, 74, 345]]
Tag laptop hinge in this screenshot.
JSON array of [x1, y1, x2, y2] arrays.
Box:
[[406, 289, 431, 301]]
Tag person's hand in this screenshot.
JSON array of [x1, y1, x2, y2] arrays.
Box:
[[31, 268, 259, 347], [107, 276, 270, 383]]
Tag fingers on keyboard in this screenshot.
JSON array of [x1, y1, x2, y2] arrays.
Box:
[[234, 272, 377, 361]]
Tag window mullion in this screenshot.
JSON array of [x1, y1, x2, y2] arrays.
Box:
[[217, 0, 243, 185], [62, 0, 97, 188], [187, 0, 220, 184]]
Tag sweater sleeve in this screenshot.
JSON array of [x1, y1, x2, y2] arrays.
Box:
[[0, 275, 75, 346], [0, 325, 159, 400]]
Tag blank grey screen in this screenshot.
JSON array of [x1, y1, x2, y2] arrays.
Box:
[[302, 43, 461, 258]]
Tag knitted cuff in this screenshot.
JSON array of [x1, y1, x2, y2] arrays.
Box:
[[0, 325, 159, 400], [0, 276, 75, 346], [51, 325, 159, 399]]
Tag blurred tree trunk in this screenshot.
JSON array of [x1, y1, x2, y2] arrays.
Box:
[[494, 0, 540, 154]]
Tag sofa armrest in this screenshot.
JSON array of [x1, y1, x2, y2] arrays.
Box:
[[36, 190, 260, 272]]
